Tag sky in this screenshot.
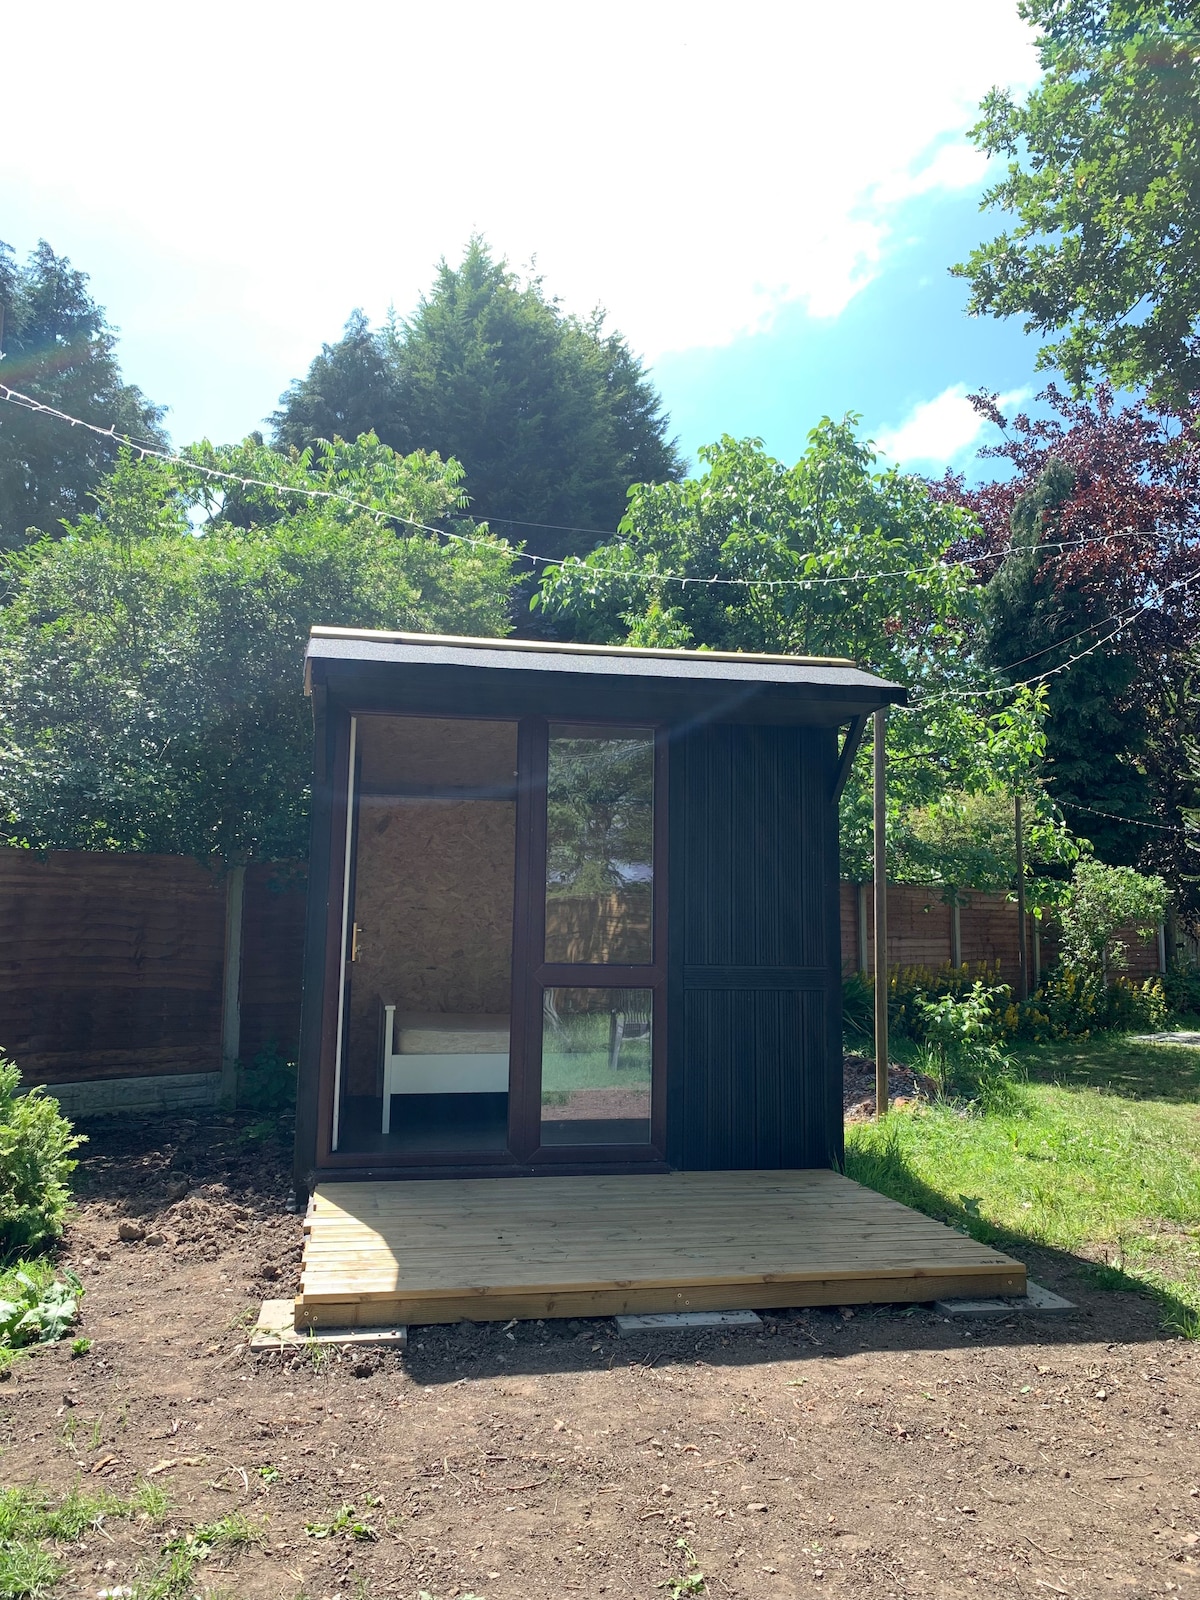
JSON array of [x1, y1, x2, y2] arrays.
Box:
[[2, 0, 1047, 490]]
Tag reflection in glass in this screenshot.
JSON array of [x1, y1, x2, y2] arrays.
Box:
[[540, 988, 652, 1146], [545, 725, 654, 964]]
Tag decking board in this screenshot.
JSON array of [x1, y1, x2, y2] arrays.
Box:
[[295, 1169, 1025, 1328]]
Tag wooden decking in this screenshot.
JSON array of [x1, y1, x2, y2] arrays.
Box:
[[295, 1170, 1025, 1328]]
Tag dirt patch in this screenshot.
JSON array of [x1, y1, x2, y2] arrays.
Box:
[[843, 1052, 935, 1120], [3, 1107, 1198, 1598]]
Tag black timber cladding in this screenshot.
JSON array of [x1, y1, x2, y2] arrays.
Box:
[[666, 724, 843, 1171]]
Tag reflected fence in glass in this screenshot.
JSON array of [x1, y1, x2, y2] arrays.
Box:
[[540, 987, 652, 1147]]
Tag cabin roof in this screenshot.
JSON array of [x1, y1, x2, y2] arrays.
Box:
[[305, 627, 906, 705]]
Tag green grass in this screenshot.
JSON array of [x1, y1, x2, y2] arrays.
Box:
[[846, 1031, 1200, 1337], [0, 1482, 167, 1598]]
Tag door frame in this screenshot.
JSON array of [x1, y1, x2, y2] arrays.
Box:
[[508, 715, 669, 1165], [313, 706, 669, 1174]]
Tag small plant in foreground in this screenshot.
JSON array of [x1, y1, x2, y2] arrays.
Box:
[[70, 1336, 91, 1357], [0, 1054, 84, 1253], [660, 1537, 707, 1596], [305, 1504, 377, 1541], [0, 1261, 83, 1368], [913, 981, 1009, 1094]]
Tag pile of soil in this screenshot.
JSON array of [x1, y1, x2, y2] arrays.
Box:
[[843, 1052, 935, 1120], [1, 1107, 1196, 1598]]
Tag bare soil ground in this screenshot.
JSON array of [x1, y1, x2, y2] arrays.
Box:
[[3, 1108, 1199, 1600]]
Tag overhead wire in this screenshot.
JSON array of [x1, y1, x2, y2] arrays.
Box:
[[2, 382, 1197, 594]]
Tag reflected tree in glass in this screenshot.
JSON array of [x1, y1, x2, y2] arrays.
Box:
[[545, 725, 654, 964]]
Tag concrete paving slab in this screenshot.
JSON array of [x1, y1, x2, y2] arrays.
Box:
[[250, 1298, 408, 1351], [935, 1278, 1075, 1317], [616, 1310, 763, 1334]]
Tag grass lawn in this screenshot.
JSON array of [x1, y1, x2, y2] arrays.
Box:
[[846, 1029, 1200, 1337]]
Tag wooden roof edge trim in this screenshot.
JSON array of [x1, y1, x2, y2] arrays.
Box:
[[307, 625, 857, 670]]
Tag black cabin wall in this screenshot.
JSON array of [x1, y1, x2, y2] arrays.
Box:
[[666, 723, 842, 1171]]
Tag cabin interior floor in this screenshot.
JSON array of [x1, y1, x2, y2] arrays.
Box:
[[295, 1168, 1027, 1329]]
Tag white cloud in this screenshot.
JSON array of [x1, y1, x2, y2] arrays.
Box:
[[876, 385, 1033, 470], [1, 1, 1041, 439]]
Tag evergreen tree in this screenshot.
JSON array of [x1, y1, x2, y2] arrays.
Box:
[[0, 240, 166, 551], [271, 239, 684, 566]]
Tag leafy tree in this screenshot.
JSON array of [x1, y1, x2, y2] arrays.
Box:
[[536, 422, 1074, 887], [271, 238, 684, 565], [954, 0, 1200, 406], [1057, 858, 1168, 981], [0, 438, 517, 863], [0, 239, 165, 552], [941, 385, 1200, 917]]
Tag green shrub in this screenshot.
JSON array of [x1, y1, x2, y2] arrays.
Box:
[[0, 1055, 83, 1254], [886, 962, 1003, 1040], [1163, 960, 1200, 1017], [913, 981, 1011, 1094], [236, 1046, 297, 1113]]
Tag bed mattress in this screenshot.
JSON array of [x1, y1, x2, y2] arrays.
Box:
[[394, 1013, 511, 1055]]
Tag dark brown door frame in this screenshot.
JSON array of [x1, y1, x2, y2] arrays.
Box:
[[509, 716, 669, 1165], [313, 707, 669, 1174]]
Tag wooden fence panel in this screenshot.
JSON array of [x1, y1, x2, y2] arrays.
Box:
[[0, 848, 226, 1083], [239, 864, 308, 1063]]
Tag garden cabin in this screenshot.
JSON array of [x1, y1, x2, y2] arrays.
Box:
[[290, 628, 1025, 1327]]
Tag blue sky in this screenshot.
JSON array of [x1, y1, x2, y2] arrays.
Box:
[[2, 1, 1046, 498]]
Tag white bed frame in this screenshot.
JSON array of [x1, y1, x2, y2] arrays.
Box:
[[380, 1005, 510, 1134]]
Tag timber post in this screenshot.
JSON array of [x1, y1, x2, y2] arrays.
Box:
[[873, 710, 888, 1117]]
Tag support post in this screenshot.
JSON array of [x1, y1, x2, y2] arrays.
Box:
[[1157, 921, 1168, 975], [873, 710, 888, 1117], [1015, 793, 1029, 1002], [220, 864, 246, 1108], [950, 898, 962, 968], [1033, 915, 1042, 991]]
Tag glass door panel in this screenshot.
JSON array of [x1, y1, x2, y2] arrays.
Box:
[[545, 724, 654, 964], [540, 987, 653, 1146], [334, 713, 518, 1158]]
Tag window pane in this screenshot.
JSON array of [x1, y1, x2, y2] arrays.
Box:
[[540, 988, 652, 1146], [545, 725, 654, 964]]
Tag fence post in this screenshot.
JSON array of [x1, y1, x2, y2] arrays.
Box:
[[950, 897, 962, 968], [856, 882, 869, 974], [873, 711, 888, 1117], [220, 865, 246, 1107]]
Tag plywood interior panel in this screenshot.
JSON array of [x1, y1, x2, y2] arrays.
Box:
[[343, 716, 519, 1099]]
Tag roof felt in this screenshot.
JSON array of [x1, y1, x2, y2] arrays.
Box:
[[306, 628, 906, 702]]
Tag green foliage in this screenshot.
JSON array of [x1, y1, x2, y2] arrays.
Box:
[[272, 237, 683, 564], [1029, 968, 1169, 1038], [954, 0, 1200, 406], [846, 1029, 1200, 1336], [236, 1047, 296, 1113], [0, 239, 166, 552], [0, 437, 517, 862], [913, 981, 1010, 1093], [1058, 859, 1169, 983], [0, 1481, 159, 1599], [0, 1264, 81, 1359], [1164, 960, 1200, 1016], [535, 422, 1073, 884], [842, 972, 875, 1041], [305, 1505, 377, 1541], [0, 1055, 83, 1253]]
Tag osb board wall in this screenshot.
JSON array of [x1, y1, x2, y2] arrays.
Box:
[[358, 714, 518, 790], [0, 847, 226, 1084], [240, 864, 308, 1063], [344, 798, 516, 1096], [545, 891, 652, 965], [840, 881, 1161, 986]]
